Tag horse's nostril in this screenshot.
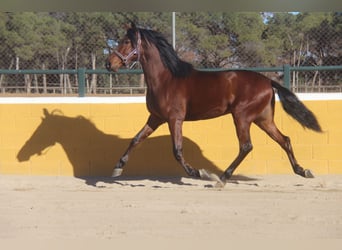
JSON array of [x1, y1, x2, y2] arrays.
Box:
[[105, 61, 111, 70]]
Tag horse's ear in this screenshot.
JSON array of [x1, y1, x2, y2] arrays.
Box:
[[124, 21, 137, 31], [130, 21, 137, 31]]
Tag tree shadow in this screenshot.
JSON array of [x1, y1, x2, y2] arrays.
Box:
[[17, 108, 224, 186]]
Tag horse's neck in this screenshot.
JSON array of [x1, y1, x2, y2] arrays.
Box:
[[140, 47, 171, 89]]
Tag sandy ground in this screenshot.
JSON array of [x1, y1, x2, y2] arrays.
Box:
[[0, 174, 341, 243]]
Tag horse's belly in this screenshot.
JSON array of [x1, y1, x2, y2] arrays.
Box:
[[185, 106, 230, 121]]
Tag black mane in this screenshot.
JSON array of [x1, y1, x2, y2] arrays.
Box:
[[127, 28, 193, 78]]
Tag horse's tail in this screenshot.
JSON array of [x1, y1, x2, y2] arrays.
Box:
[[271, 81, 322, 132]]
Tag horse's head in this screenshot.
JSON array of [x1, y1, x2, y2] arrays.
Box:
[[17, 108, 60, 162], [105, 22, 141, 72]]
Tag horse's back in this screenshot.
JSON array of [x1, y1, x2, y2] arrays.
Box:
[[189, 69, 272, 102], [184, 69, 273, 121], [225, 70, 275, 119]]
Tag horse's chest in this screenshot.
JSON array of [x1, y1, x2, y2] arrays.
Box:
[[146, 84, 186, 120], [146, 92, 169, 119]]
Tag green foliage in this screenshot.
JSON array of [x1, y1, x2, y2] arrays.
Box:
[[263, 12, 340, 66], [0, 12, 340, 70]]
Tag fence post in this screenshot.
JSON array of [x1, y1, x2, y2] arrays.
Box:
[[77, 68, 85, 97], [283, 64, 291, 89]]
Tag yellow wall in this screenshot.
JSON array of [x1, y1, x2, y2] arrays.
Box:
[[0, 97, 341, 177]]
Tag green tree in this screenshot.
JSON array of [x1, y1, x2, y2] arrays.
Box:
[[264, 12, 340, 90], [0, 12, 339, 94], [176, 12, 266, 67], [223, 12, 266, 67]]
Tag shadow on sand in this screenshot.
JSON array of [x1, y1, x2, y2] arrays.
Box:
[[81, 174, 261, 188]]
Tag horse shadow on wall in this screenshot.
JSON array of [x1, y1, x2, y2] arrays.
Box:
[[17, 108, 221, 185]]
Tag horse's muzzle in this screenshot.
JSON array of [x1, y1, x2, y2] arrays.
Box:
[[105, 60, 112, 71]]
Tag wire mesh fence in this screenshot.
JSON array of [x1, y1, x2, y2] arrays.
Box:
[[0, 12, 341, 95]]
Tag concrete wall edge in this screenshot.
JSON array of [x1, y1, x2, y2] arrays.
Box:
[[0, 93, 341, 104]]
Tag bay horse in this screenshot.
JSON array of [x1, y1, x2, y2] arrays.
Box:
[[106, 23, 322, 185]]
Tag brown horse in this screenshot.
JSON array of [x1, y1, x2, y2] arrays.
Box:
[[106, 23, 322, 185]]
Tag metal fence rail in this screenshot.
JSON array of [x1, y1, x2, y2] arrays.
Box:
[[0, 65, 341, 97]]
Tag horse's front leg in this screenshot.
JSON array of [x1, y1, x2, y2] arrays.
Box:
[[168, 118, 222, 184], [112, 115, 164, 177], [168, 118, 201, 178]]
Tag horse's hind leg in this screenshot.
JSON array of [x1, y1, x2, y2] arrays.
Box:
[[112, 115, 164, 177], [255, 115, 314, 178]]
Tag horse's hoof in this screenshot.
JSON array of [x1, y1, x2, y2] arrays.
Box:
[[199, 169, 226, 187], [304, 169, 314, 178], [209, 173, 225, 187], [199, 169, 210, 179], [112, 168, 123, 177], [214, 180, 226, 188]]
